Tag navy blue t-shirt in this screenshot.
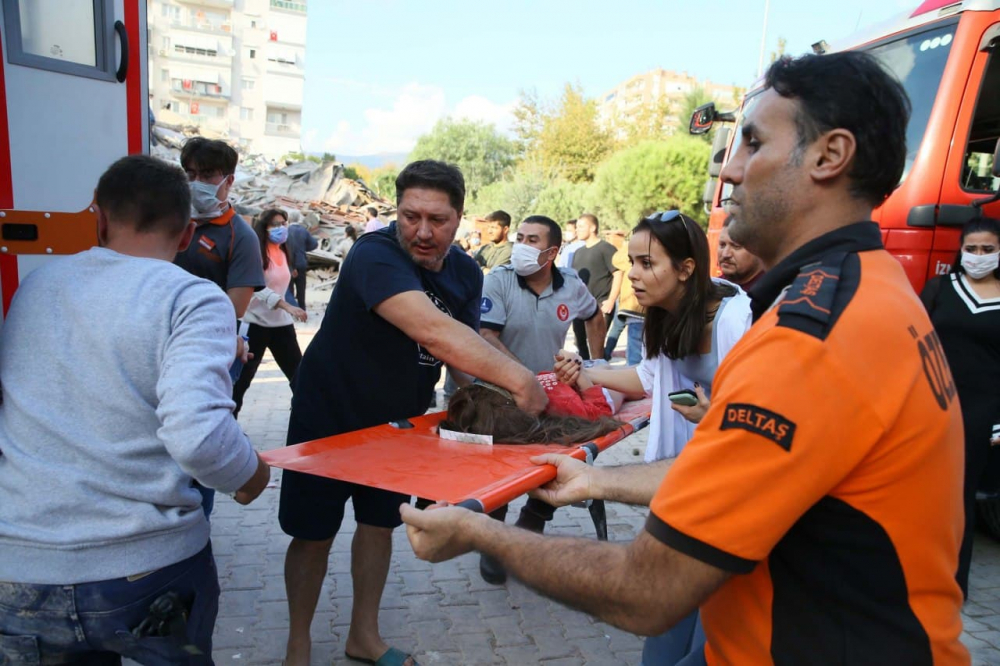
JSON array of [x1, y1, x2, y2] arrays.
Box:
[[287, 223, 482, 443]]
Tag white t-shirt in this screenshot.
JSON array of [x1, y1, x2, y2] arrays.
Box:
[[637, 284, 752, 461]]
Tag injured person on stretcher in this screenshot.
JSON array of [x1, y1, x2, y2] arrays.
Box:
[[440, 354, 625, 445]]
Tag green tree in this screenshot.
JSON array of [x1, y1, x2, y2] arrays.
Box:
[[468, 165, 548, 223], [369, 165, 398, 201], [408, 118, 516, 199], [590, 138, 710, 230], [617, 98, 675, 146], [534, 179, 592, 224], [536, 84, 613, 183], [511, 88, 546, 157]]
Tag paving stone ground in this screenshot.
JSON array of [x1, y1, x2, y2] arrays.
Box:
[[202, 301, 1000, 665]]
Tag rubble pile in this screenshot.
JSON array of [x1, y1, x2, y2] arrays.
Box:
[[149, 115, 395, 273]]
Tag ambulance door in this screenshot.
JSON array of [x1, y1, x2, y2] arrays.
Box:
[[0, 0, 147, 318], [933, 13, 1000, 278]]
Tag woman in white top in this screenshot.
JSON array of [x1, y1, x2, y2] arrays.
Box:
[[232, 208, 308, 417], [557, 211, 752, 461], [555, 211, 752, 666], [335, 224, 357, 261]]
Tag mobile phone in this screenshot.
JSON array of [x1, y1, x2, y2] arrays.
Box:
[[667, 389, 699, 407]]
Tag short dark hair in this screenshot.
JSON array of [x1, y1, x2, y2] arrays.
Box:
[[366, 206, 378, 218], [395, 160, 465, 213], [95, 155, 190, 235], [765, 52, 910, 207], [578, 213, 599, 233], [180, 137, 239, 176], [952, 217, 1000, 278], [522, 215, 562, 248], [635, 212, 736, 360], [485, 210, 512, 228]]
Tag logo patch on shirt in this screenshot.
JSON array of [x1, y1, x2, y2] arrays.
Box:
[[556, 303, 569, 321], [721, 403, 796, 451], [419, 290, 453, 367], [481, 297, 493, 314], [198, 236, 215, 251]]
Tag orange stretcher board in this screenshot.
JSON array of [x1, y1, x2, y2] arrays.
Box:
[[261, 398, 651, 514]]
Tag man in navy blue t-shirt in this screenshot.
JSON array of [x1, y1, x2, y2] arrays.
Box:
[[279, 160, 547, 666]]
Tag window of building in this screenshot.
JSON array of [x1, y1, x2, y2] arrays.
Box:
[[160, 4, 180, 20], [161, 68, 168, 82], [250, 19, 257, 28], [241, 107, 254, 121], [249, 48, 256, 59], [215, 106, 226, 118], [174, 44, 218, 58], [161, 36, 171, 51], [270, 0, 307, 12], [2, 0, 117, 81], [241, 78, 255, 90]]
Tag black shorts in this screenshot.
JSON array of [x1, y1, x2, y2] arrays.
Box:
[[278, 470, 410, 540]]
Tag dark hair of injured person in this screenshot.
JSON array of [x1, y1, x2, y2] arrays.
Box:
[[441, 384, 623, 445]]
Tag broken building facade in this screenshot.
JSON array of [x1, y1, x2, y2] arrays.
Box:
[[147, 0, 307, 159]]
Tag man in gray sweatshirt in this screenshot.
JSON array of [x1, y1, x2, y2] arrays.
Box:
[[0, 155, 271, 664]]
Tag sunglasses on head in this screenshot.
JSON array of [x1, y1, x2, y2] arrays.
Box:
[[648, 210, 700, 252], [651, 210, 684, 224]]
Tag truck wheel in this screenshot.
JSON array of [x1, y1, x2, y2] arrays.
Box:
[[977, 496, 1000, 540]]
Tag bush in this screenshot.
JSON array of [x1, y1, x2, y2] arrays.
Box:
[[590, 138, 710, 231]]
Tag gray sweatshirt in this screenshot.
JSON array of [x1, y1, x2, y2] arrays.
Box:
[[0, 248, 257, 584]]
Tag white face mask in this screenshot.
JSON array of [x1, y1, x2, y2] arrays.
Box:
[[511, 243, 550, 277], [961, 251, 1000, 279], [190, 178, 228, 220]]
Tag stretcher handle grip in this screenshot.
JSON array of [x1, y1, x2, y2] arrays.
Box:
[[456, 498, 485, 513], [114, 21, 129, 83]]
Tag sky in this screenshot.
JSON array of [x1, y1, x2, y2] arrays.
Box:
[[301, 0, 917, 158]]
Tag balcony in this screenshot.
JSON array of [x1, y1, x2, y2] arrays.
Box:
[[265, 122, 300, 136], [164, 47, 233, 66], [172, 84, 231, 100], [270, 0, 307, 12], [170, 19, 233, 35], [177, 0, 235, 8]]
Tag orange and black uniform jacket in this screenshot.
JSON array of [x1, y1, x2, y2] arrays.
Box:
[[647, 223, 968, 665]]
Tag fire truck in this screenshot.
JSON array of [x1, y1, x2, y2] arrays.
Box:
[[0, 0, 148, 322], [691, 0, 1000, 293]]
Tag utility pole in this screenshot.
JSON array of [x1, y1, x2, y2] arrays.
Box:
[[757, 0, 771, 78]]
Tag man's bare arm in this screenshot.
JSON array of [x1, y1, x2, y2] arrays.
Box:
[[529, 454, 673, 508], [374, 291, 546, 414], [402, 506, 729, 636], [584, 310, 607, 360], [227, 286, 254, 319], [480, 328, 521, 363]]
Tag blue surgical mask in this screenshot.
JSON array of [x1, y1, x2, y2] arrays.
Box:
[[268, 226, 289, 244], [190, 179, 228, 221]]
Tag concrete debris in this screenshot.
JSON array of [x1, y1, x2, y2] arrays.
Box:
[[150, 115, 395, 279]]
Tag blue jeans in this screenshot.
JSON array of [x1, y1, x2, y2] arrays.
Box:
[[604, 312, 626, 361], [641, 610, 706, 666], [626, 319, 644, 366], [0, 543, 219, 665]]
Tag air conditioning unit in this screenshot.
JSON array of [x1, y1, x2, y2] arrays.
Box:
[[158, 49, 168, 56]]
